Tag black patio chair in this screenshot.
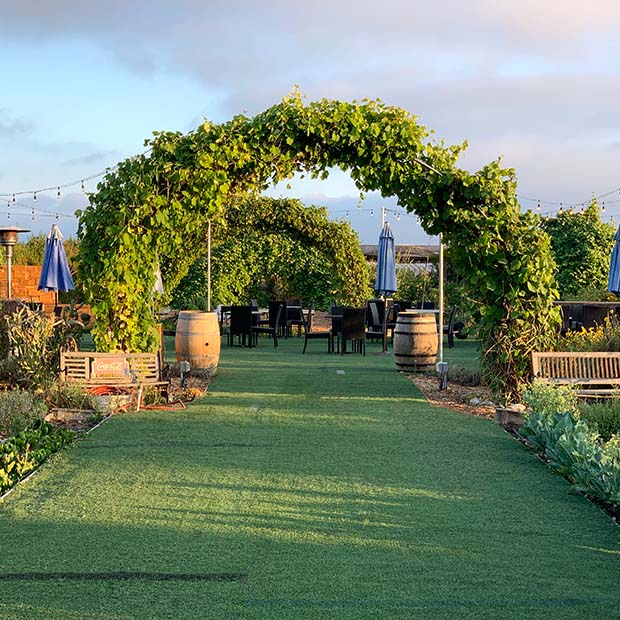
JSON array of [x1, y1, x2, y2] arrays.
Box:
[[301, 303, 332, 353], [393, 299, 412, 312], [366, 300, 386, 349], [339, 306, 366, 355], [252, 303, 284, 347], [267, 300, 288, 337], [228, 305, 254, 347], [443, 305, 467, 348], [286, 299, 304, 336], [330, 304, 343, 353]]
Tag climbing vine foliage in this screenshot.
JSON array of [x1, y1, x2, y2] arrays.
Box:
[[170, 194, 371, 310], [77, 91, 560, 401]]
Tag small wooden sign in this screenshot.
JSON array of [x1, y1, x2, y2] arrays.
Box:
[[91, 356, 129, 378]]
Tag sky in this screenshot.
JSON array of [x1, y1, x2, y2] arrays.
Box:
[[1, 0, 619, 246]]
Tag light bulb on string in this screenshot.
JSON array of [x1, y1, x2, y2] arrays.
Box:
[[12, 194, 15, 203], [81, 180, 85, 192], [31, 208, 35, 221], [55, 212, 59, 221], [602, 202, 606, 213], [33, 191, 37, 202], [559, 203, 564, 215], [536, 201, 541, 211], [396, 213, 400, 221], [57, 187, 61, 199], [370, 209, 374, 216]]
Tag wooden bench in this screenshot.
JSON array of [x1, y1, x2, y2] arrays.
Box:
[[59, 352, 169, 410], [531, 351, 620, 397]]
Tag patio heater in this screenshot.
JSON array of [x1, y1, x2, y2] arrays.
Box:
[[0, 226, 30, 299]]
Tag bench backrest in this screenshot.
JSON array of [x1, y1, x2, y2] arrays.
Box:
[[60, 352, 162, 384], [532, 352, 620, 381]]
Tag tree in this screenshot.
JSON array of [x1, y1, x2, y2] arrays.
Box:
[[541, 201, 615, 300]]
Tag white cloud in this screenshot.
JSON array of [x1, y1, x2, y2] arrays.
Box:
[[1, 0, 619, 225]]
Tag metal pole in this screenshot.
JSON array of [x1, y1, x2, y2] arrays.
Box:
[[207, 220, 212, 312], [6, 246, 12, 299], [437, 234, 448, 389], [381, 207, 385, 228], [438, 234, 444, 364]]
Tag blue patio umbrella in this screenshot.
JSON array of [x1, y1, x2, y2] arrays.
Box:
[[374, 221, 397, 353], [375, 221, 397, 297], [38, 224, 75, 304], [608, 225, 620, 295]]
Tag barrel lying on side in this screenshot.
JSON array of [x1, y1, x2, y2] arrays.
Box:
[[175, 311, 221, 369], [393, 311, 438, 372]]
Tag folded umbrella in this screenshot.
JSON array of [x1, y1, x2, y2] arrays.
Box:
[[38, 224, 75, 305], [608, 225, 620, 295], [375, 221, 397, 297]]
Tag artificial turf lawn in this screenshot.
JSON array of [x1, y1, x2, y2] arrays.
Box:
[[0, 337, 619, 619]]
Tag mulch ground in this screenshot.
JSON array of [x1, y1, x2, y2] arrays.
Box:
[[409, 374, 496, 420]]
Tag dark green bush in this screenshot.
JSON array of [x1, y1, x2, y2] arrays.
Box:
[[447, 364, 482, 386], [579, 399, 620, 442], [0, 419, 75, 494], [0, 389, 47, 437]]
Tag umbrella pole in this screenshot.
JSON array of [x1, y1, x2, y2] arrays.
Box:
[[382, 296, 388, 353], [207, 220, 211, 312], [437, 235, 448, 390]]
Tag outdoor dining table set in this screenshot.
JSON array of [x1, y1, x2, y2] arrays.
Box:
[[222, 300, 305, 348], [222, 298, 440, 355]]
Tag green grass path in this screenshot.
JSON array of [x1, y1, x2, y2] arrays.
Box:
[[0, 338, 619, 619]]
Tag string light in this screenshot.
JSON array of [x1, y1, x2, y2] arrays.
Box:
[[33, 192, 37, 202], [57, 187, 61, 199], [602, 202, 606, 213], [370, 209, 374, 216], [536, 201, 541, 211]]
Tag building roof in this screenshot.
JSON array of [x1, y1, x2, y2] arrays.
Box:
[[361, 244, 440, 263]]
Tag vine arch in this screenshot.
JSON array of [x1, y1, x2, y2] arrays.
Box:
[[77, 92, 560, 400], [201, 194, 370, 308]]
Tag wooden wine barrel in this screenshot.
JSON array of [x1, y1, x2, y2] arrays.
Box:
[[175, 311, 220, 369], [393, 311, 438, 372]]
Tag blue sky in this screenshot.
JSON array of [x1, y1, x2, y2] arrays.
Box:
[[1, 0, 619, 245]]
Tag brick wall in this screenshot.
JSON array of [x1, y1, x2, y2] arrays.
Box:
[[0, 265, 56, 312]]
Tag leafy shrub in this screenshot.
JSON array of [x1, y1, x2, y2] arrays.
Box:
[[2, 305, 82, 390], [579, 398, 620, 442], [604, 435, 620, 462], [522, 380, 579, 418], [0, 389, 47, 437], [447, 364, 483, 386], [44, 383, 96, 411], [396, 266, 438, 306], [0, 419, 75, 494], [520, 410, 620, 504]]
